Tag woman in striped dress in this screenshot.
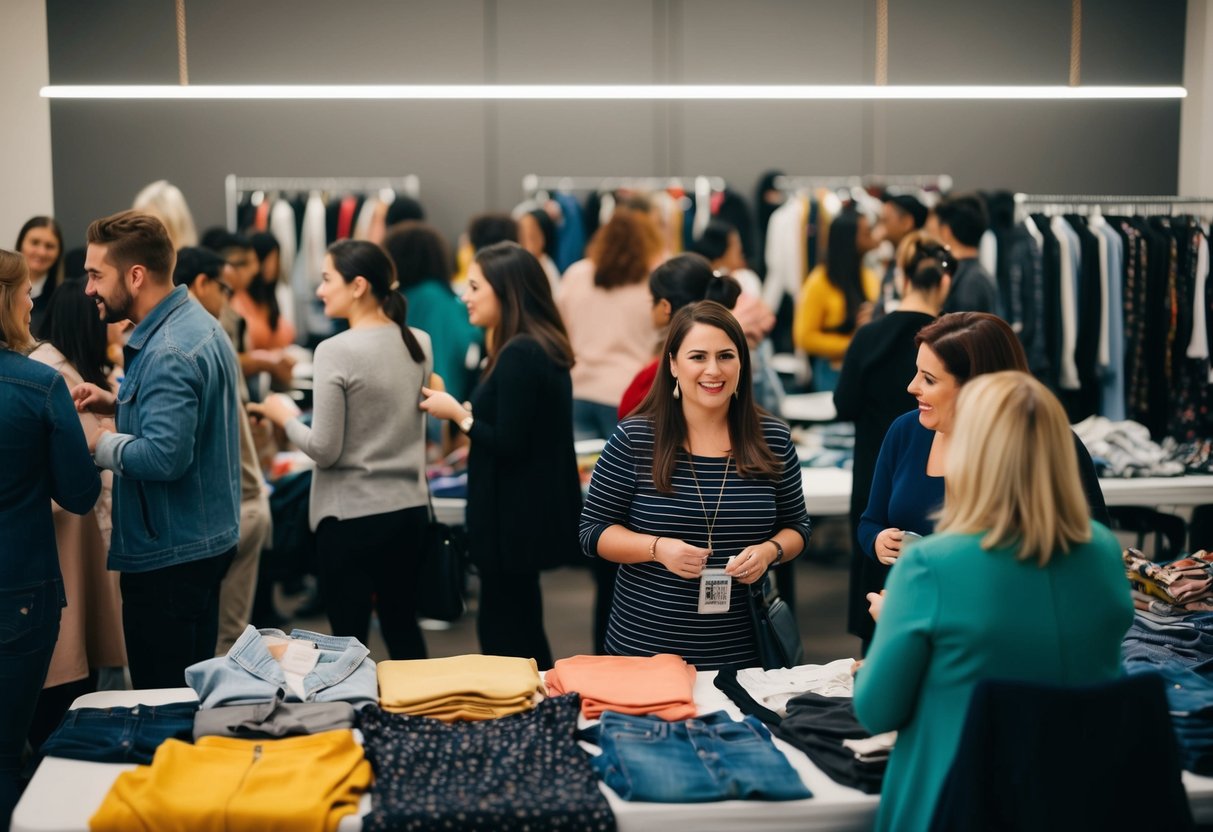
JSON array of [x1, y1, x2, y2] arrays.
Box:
[[579, 301, 811, 669]]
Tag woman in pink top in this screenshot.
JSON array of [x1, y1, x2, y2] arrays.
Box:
[[557, 208, 665, 441]]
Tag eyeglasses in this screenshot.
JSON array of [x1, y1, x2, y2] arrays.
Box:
[[215, 279, 235, 299]]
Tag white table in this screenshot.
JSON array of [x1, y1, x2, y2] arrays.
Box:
[[15, 673, 1213, 831], [14, 679, 880, 832]]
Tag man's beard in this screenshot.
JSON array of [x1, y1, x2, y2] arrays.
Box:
[[97, 281, 133, 323]]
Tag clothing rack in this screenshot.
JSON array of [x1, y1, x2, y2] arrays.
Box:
[[225, 175, 421, 231], [1013, 193, 1213, 222], [521, 174, 727, 200], [774, 174, 953, 193]]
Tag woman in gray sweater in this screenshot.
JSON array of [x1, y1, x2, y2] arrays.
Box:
[[253, 241, 432, 659]]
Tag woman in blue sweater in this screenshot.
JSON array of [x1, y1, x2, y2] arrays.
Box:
[[858, 313, 1107, 566]]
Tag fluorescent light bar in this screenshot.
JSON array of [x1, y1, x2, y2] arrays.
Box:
[[40, 84, 1187, 101]]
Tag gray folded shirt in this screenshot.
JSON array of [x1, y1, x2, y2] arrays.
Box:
[[193, 699, 356, 741]]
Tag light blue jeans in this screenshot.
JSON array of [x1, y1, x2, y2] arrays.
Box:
[[580, 709, 811, 802]]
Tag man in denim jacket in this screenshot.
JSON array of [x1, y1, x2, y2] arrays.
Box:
[[74, 211, 241, 690]]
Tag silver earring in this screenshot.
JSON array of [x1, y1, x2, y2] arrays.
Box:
[[673, 381, 681, 400]]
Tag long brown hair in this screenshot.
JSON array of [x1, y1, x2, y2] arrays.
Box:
[[635, 301, 781, 493], [0, 249, 34, 353], [475, 242, 574, 378], [586, 210, 663, 289]]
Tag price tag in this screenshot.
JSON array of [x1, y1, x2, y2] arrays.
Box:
[[698, 568, 732, 614]]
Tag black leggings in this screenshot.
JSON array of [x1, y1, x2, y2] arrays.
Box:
[[316, 506, 428, 660]]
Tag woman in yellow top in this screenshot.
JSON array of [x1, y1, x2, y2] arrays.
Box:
[[793, 208, 879, 391]]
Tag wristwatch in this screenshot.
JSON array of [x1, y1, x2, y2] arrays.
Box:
[[458, 414, 475, 434], [769, 539, 784, 566]]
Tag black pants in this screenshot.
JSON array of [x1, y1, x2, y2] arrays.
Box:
[[316, 506, 427, 660], [121, 549, 233, 691], [477, 570, 552, 671]]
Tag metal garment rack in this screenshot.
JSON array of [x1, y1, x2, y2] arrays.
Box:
[[521, 174, 727, 200], [224, 174, 421, 231], [774, 173, 953, 193], [1013, 193, 1213, 222]]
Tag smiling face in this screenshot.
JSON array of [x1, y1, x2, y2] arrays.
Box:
[[669, 322, 741, 412], [461, 262, 501, 328], [316, 254, 359, 319], [20, 226, 60, 279], [84, 243, 134, 324], [907, 343, 961, 433]]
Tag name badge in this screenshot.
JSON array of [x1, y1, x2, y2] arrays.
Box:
[[698, 568, 732, 614]]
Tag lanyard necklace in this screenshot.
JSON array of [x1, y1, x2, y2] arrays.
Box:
[[686, 451, 732, 554]]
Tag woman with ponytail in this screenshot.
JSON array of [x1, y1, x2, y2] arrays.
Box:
[[250, 240, 433, 659]]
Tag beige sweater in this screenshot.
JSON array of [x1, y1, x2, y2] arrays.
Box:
[[557, 259, 657, 407]]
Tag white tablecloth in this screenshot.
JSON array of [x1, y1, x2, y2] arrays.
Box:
[[14, 672, 1213, 831]]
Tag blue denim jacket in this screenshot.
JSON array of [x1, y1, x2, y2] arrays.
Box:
[[184, 626, 378, 708], [95, 286, 241, 571], [0, 348, 100, 587]]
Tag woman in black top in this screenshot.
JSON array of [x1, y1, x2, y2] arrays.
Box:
[[15, 216, 64, 336], [834, 233, 953, 652], [421, 242, 580, 670]]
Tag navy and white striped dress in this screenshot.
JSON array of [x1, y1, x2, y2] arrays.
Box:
[[580, 415, 812, 669]]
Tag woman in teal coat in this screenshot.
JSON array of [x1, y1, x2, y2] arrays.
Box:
[[853, 371, 1133, 832]]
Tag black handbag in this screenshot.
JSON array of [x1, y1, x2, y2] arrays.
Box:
[[415, 495, 466, 622], [747, 575, 804, 670]]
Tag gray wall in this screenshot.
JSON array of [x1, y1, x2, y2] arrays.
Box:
[[45, 0, 1186, 249]]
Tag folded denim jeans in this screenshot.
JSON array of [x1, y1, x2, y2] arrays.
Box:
[[39, 702, 198, 765], [580, 710, 811, 803]]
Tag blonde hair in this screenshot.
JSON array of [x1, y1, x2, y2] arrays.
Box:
[[133, 180, 198, 249], [938, 371, 1091, 564], [0, 249, 34, 353]]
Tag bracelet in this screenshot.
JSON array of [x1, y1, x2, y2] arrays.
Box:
[[648, 536, 661, 561], [769, 539, 784, 566]]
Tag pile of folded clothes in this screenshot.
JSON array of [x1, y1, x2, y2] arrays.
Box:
[[712, 659, 892, 794], [1074, 416, 1186, 478], [1125, 548, 1213, 614], [545, 653, 697, 720], [55, 626, 380, 831], [376, 653, 544, 721], [1123, 608, 1213, 775]]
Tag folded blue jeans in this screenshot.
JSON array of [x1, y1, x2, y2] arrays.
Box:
[[580, 710, 811, 802], [39, 701, 198, 764]]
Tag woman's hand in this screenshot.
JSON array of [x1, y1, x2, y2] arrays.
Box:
[[867, 590, 886, 621], [654, 538, 714, 580], [246, 393, 300, 428], [419, 387, 468, 423], [725, 541, 778, 585], [874, 528, 905, 566]]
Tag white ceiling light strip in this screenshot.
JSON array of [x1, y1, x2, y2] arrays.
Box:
[[40, 84, 1186, 101]]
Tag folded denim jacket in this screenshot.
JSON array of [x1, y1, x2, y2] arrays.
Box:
[[185, 625, 378, 709]]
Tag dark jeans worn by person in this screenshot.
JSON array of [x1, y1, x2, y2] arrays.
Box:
[[39, 700, 197, 765], [121, 549, 234, 690], [581, 709, 811, 802], [0, 579, 63, 827], [316, 505, 427, 661]]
